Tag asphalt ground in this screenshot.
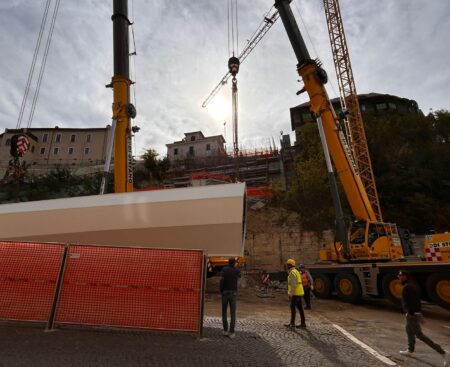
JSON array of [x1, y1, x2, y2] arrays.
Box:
[[0, 282, 448, 367], [0, 316, 390, 367]]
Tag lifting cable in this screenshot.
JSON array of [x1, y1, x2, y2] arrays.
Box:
[[227, 0, 239, 57], [16, 0, 51, 129], [27, 0, 62, 129]]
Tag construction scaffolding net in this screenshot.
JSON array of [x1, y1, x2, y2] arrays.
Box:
[[0, 241, 65, 322], [0, 241, 205, 333]]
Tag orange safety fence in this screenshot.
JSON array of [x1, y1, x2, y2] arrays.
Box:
[[0, 241, 65, 322], [55, 245, 205, 332], [0, 241, 205, 334]]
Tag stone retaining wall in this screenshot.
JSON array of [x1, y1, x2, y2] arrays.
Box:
[[245, 206, 333, 272]]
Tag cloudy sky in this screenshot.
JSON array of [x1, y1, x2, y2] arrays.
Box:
[[1, 0, 449, 157]]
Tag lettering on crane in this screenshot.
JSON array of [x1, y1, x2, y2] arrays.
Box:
[[127, 135, 133, 184], [429, 242, 450, 248]]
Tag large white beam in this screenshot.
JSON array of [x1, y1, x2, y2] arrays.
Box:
[[0, 183, 246, 256]]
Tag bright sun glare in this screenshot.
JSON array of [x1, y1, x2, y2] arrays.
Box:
[[206, 95, 231, 123]]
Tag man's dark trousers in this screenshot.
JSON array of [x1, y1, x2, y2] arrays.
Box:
[[303, 286, 311, 309], [222, 290, 237, 333], [290, 295, 305, 325], [406, 314, 445, 353]]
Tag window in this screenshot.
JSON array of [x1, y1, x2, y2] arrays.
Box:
[[388, 103, 397, 110], [84, 147, 89, 155], [302, 112, 314, 123], [206, 144, 211, 151], [53, 147, 59, 155], [190, 136, 196, 141], [86, 134, 92, 143], [31, 146, 35, 153], [174, 148, 178, 155], [68, 147, 74, 155], [42, 133, 48, 143], [189, 146, 194, 156], [40, 147, 46, 154], [70, 134, 76, 143], [376, 103, 388, 110], [55, 133, 61, 143], [5, 138, 11, 146], [361, 104, 366, 112]]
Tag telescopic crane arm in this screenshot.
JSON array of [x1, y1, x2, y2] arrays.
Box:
[[274, 0, 378, 257]]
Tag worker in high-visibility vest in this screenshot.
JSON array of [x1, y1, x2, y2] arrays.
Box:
[[299, 264, 314, 310], [284, 259, 306, 329]]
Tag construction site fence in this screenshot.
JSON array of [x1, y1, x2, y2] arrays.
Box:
[[0, 241, 206, 335]]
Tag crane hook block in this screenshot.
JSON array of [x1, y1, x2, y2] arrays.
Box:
[[228, 56, 240, 77]]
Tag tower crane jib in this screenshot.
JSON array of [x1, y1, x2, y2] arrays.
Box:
[[201, 9, 279, 108]]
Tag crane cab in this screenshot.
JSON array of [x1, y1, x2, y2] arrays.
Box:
[[320, 220, 404, 262]]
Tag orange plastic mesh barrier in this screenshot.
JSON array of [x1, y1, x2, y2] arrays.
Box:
[[0, 241, 65, 322], [55, 245, 205, 332]]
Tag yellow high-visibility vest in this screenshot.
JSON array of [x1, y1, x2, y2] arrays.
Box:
[[288, 268, 304, 296]]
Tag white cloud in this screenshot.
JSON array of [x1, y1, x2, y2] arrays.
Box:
[[1, 0, 449, 157]]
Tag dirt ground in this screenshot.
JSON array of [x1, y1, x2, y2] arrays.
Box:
[[205, 277, 450, 367]]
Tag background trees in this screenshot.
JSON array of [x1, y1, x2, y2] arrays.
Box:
[[284, 110, 450, 234]]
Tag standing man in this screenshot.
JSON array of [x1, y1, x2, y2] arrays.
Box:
[[284, 259, 306, 329], [299, 264, 314, 310], [220, 258, 241, 339], [398, 270, 448, 365]]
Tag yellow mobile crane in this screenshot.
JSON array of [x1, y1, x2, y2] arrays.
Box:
[[274, 0, 450, 310]]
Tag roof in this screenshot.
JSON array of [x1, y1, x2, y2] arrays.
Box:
[[291, 93, 418, 110], [166, 133, 226, 147]]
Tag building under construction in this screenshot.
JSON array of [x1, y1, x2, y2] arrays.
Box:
[[162, 130, 296, 190]]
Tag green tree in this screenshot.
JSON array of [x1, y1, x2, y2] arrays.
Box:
[[282, 123, 336, 232], [141, 149, 170, 182], [284, 109, 450, 233]]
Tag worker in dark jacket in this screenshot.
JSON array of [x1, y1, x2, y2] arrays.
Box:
[[398, 270, 448, 365], [220, 258, 241, 339]]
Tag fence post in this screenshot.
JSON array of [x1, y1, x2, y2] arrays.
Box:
[[198, 253, 207, 338], [45, 244, 69, 331]]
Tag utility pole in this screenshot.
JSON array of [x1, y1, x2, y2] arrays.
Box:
[[110, 0, 135, 193]]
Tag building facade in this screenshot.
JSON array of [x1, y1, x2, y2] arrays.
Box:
[[0, 126, 111, 168], [290, 93, 420, 144], [166, 131, 227, 162]]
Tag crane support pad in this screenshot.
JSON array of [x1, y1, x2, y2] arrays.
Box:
[[0, 241, 205, 334]]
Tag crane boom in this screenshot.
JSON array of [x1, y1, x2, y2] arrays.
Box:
[[201, 9, 279, 108], [323, 0, 382, 221]]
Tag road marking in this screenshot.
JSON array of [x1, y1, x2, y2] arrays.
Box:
[[332, 324, 398, 366]]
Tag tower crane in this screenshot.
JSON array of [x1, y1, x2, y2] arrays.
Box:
[[322, 0, 382, 221], [201, 8, 279, 158]]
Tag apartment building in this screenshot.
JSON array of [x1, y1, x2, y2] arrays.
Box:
[[0, 126, 111, 167], [166, 131, 227, 162]]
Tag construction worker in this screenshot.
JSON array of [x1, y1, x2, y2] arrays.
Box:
[[398, 270, 448, 365], [299, 264, 314, 310], [220, 257, 241, 339], [284, 259, 306, 329]]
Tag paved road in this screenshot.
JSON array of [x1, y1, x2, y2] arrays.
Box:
[[0, 316, 390, 367]]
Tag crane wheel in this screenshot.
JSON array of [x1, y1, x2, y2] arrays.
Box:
[[312, 274, 332, 298], [334, 273, 362, 303], [382, 273, 422, 307], [426, 273, 450, 311], [382, 273, 403, 306]]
